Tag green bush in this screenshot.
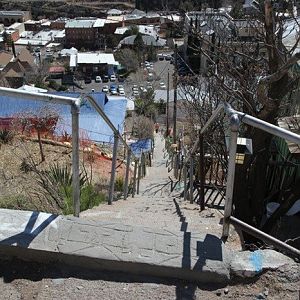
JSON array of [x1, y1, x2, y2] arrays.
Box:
[[62, 184, 106, 215], [115, 176, 124, 192], [20, 158, 33, 173], [0, 128, 14, 144], [0, 195, 28, 210]]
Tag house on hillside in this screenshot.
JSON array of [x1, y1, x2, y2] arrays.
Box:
[[107, 9, 123, 17], [1, 59, 31, 88], [0, 11, 31, 26], [0, 48, 36, 88]]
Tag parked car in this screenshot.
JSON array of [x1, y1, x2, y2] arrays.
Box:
[[160, 82, 166, 89], [159, 82, 167, 89], [84, 77, 92, 84], [118, 75, 125, 82], [119, 90, 125, 96], [132, 90, 139, 96], [102, 85, 109, 93], [139, 86, 147, 93], [147, 73, 154, 81], [103, 75, 109, 82], [146, 83, 153, 90], [95, 75, 102, 83], [165, 54, 172, 61], [110, 84, 118, 95], [158, 54, 164, 61], [118, 84, 124, 91], [110, 74, 117, 82]]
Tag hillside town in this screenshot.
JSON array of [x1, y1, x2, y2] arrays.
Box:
[[0, 1, 300, 299]]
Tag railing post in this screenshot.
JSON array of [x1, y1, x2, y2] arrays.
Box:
[[174, 151, 179, 179], [189, 155, 194, 204], [199, 133, 205, 211], [183, 162, 188, 201], [137, 159, 141, 194], [222, 114, 240, 238], [132, 159, 138, 198], [108, 133, 119, 205], [124, 149, 131, 200], [71, 103, 80, 217], [141, 152, 146, 177]]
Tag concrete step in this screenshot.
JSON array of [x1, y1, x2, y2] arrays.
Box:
[[0, 208, 231, 284]]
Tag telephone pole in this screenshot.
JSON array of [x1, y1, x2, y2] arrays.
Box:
[[173, 44, 178, 144]]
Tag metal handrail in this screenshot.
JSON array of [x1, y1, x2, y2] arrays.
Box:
[[184, 101, 300, 164], [181, 100, 300, 256], [0, 87, 136, 214]]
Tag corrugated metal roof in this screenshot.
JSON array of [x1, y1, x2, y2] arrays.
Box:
[[119, 35, 166, 47], [66, 19, 95, 28], [65, 18, 105, 28], [93, 19, 106, 28], [76, 53, 118, 65]]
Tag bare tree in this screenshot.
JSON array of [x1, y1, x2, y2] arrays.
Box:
[[178, 1, 300, 240], [14, 107, 59, 162]]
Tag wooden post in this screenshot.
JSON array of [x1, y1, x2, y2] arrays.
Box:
[[174, 151, 179, 179], [71, 104, 80, 217], [132, 159, 138, 198], [173, 44, 178, 144], [123, 149, 131, 200], [183, 162, 188, 201], [166, 71, 169, 135], [141, 152, 146, 177], [137, 159, 141, 194], [199, 133, 205, 211], [108, 133, 119, 205], [189, 155, 194, 204]]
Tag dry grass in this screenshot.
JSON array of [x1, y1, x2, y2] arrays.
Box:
[[0, 136, 126, 214]]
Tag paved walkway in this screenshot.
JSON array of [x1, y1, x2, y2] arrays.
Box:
[[81, 133, 238, 243]]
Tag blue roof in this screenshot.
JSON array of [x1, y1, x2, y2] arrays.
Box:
[[0, 92, 127, 143], [130, 138, 153, 158]]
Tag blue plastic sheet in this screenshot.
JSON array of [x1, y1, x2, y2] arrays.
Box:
[[130, 138, 153, 158], [0, 92, 127, 143]]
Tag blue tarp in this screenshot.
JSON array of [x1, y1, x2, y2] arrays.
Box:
[[130, 138, 153, 158], [0, 92, 127, 143]]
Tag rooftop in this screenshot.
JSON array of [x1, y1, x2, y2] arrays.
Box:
[[71, 52, 118, 67], [119, 35, 166, 47], [65, 18, 106, 29], [0, 10, 29, 17]]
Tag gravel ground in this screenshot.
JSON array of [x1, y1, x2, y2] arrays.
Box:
[[0, 258, 299, 300]]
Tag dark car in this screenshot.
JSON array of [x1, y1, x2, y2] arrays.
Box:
[[103, 75, 109, 83], [118, 75, 125, 82], [84, 77, 92, 84]]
